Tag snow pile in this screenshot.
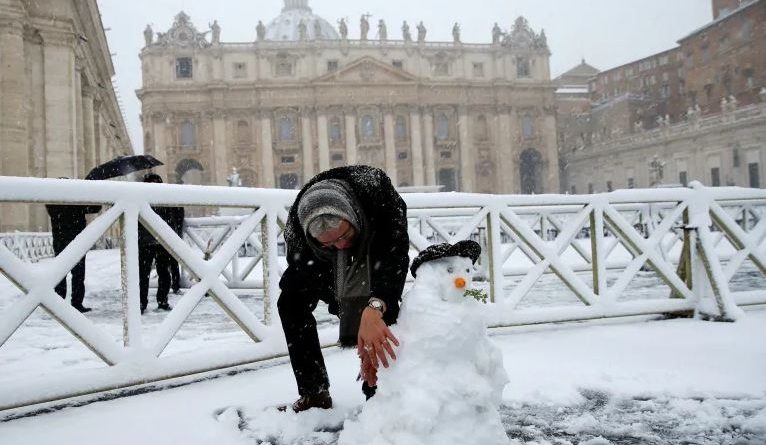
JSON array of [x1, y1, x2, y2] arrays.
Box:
[[339, 256, 509, 444]]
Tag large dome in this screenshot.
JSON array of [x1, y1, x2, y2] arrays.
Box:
[[265, 0, 340, 41]]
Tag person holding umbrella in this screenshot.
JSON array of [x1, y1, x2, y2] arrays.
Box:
[[46, 178, 101, 313], [137, 172, 179, 314]]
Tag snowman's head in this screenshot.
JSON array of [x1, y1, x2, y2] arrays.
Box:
[[410, 240, 481, 303], [415, 256, 476, 302]]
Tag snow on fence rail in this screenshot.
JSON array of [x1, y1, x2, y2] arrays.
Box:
[[0, 176, 764, 412]]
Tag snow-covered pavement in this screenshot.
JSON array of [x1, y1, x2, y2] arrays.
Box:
[[1, 250, 766, 444], [0, 308, 765, 443]]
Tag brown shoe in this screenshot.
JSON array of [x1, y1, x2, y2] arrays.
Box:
[[277, 390, 332, 413]]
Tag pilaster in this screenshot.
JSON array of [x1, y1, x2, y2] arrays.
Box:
[[383, 108, 397, 185], [259, 111, 275, 187], [300, 107, 314, 180], [409, 106, 424, 186], [457, 106, 475, 192], [344, 107, 358, 165], [422, 108, 436, 185], [316, 110, 330, 172]]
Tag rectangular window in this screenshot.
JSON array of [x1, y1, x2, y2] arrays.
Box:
[[516, 57, 530, 78], [331, 152, 344, 162], [327, 60, 338, 72], [281, 155, 295, 164], [233, 62, 247, 78], [433, 62, 449, 76], [397, 151, 409, 160], [749, 163, 760, 188], [392, 60, 403, 70], [276, 59, 293, 77], [473, 62, 484, 77], [733, 147, 740, 167], [679, 171, 688, 187], [711, 167, 720, 187], [570, 185, 577, 194], [606, 180, 613, 192], [176, 57, 192, 79], [440, 150, 452, 159]]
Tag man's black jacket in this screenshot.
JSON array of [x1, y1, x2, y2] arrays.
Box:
[[279, 165, 409, 326]]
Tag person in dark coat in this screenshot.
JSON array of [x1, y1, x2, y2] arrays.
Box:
[[166, 206, 185, 293], [277, 165, 409, 412], [137, 173, 178, 314], [46, 192, 102, 313]]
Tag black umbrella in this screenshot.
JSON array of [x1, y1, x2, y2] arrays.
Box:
[[85, 154, 164, 180]]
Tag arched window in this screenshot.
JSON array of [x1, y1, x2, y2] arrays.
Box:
[[237, 120, 251, 144], [395, 115, 408, 141], [180, 120, 195, 147], [279, 116, 295, 141], [360, 114, 376, 141], [435, 113, 450, 141], [329, 116, 343, 145], [521, 114, 535, 139], [175, 158, 204, 185]]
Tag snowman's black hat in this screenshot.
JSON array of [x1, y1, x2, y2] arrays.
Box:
[[410, 240, 481, 277]]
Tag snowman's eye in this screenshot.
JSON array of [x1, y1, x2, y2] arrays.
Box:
[[447, 267, 454, 273], [466, 268, 470, 273]]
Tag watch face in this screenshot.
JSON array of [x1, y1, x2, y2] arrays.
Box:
[[370, 300, 383, 309]]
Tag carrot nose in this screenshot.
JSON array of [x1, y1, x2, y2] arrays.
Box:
[[454, 277, 466, 288]]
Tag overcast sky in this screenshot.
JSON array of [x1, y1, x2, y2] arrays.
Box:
[[97, 0, 712, 153]]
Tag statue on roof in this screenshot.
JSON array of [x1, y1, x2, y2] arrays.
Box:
[[452, 22, 461, 44], [502, 16, 548, 51], [417, 21, 427, 43], [338, 18, 348, 39], [209, 20, 221, 44], [256, 20, 266, 41], [360, 14, 370, 40], [492, 22, 503, 44], [298, 19, 307, 40], [402, 21, 412, 42], [378, 19, 387, 41], [144, 24, 154, 46]]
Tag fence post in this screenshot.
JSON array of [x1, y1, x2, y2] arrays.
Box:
[[486, 208, 504, 303], [589, 205, 606, 298], [120, 204, 143, 348]]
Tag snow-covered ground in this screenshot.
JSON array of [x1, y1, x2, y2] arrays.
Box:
[[1, 250, 766, 444]]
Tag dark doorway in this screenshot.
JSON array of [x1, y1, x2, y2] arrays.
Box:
[[520, 148, 543, 194], [438, 168, 457, 192]]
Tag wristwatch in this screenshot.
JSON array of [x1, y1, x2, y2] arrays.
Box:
[[367, 297, 386, 314]]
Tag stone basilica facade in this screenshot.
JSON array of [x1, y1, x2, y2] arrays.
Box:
[[137, 0, 558, 194]]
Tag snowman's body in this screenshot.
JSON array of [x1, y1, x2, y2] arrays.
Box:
[[339, 256, 509, 445]]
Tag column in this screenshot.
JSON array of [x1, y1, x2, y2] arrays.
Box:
[[496, 106, 515, 194], [422, 108, 436, 185], [82, 86, 97, 175], [41, 30, 78, 179], [383, 108, 398, 185], [316, 110, 330, 172], [74, 65, 84, 178], [344, 107, 358, 165], [409, 106, 425, 186], [301, 108, 314, 180], [212, 111, 229, 186], [457, 106, 475, 192], [152, 114, 169, 180], [0, 21, 28, 230], [542, 112, 560, 193], [259, 112, 275, 187]]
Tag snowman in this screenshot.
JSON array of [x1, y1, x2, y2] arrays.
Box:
[[339, 240, 510, 445]]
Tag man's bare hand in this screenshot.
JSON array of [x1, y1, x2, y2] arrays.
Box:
[[357, 307, 399, 370]]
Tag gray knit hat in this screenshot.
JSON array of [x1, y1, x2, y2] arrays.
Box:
[[297, 179, 360, 238]]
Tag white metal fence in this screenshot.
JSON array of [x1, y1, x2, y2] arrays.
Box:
[[0, 233, 54, 263], [0, 176, 764, 412]]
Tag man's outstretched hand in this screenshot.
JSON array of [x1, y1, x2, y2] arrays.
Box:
[[357, 307, 399, 386]]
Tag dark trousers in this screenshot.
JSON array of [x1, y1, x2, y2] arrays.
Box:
[[53, 244, 86, 308], [139, 244, 172, 309], [278, 293, 376, 398], [168, 257, 180, 291]]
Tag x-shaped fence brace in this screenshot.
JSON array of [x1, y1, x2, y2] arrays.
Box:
[[0, 177, 764, 411]]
